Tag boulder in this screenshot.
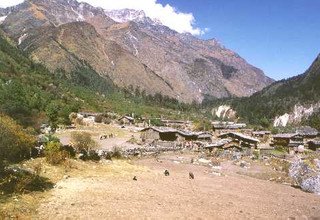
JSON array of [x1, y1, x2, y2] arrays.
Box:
[[289, 159, 320, 194]]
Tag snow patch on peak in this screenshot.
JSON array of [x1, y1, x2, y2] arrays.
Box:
[[105, 9, 145, 23], [0, 16, 7, 24], [105, 9, 162, 26], [71, 7, 84, 21]]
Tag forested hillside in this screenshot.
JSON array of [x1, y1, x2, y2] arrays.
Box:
[[0, 30, 201, 129], [203, 54, 320, 127]]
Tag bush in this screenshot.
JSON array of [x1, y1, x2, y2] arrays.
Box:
[[94, 114, 103, 123], [44, 141, 69, 165], [193, 120, 212, 131], [71, 132, 98, 152], [102, 117, 112, 124], [149, 118, 163, 126], [0, 114, 36, 170], [103, 147, 123, 160], [87, 150, 100, 161], [0, 168, 53, 195], [111, 146, 123, 159], [69, 112, 78, 123], [77, 149, 101, 161], [74, 117, 84, 125], [61, 145, 76, 158]]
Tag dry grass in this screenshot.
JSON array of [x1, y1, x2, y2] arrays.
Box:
[[0, 192, 48, 219], [65, 159, 149, 179], [63, 124, 129, 138], [0, 157, 148, 218]]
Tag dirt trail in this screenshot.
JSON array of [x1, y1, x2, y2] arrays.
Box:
[[37, 156, 320, 220]]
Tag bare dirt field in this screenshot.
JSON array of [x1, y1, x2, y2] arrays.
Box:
[[56, 124, 141, 150], [34, 154, 320, 220]]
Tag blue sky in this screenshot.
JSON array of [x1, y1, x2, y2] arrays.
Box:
[[159, 0, 320, 80]]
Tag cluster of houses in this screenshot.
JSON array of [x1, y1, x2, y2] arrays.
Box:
[[140, 127, 212, 143], [138, 126, 260, 152], [77, 112, 191, 129], [271, 126, 320, 152], [139, 123, 320, 154], [72, 113, 320, 153]]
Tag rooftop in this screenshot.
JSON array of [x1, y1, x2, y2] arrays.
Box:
[[252, 131, 271, 135], [218, 132, 260, 143], [272, 133, 298, 139], [296, 126, 318, 136]]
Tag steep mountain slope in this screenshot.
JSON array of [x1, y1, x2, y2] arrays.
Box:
[[0, 28, 199, 129], [103, 20, 272, 101], [0, 0, 273, 103], [20, 21, 176, 98], [226, 54, 320, 126]]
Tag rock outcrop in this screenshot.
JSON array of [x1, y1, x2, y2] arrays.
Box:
[[212, 105, 237, 120], [274, 103, 320, 127]]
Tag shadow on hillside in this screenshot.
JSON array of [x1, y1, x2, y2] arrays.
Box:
[[0, 167, 54, 196]]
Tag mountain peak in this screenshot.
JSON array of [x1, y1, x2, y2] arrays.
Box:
[[1, 0, 273, 103], [104, 9, 162, 26]]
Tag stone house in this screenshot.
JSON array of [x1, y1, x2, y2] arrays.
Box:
[[252, 131, 271, 142], [218, 132, 260, 148]]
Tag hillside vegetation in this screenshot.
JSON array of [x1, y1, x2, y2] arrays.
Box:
[[203, 54, 320, 128], [0, 30, 204, 129]]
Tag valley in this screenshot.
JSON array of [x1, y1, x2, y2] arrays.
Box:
[[0, 0, 320, 219], [1, 122, 320, 219]]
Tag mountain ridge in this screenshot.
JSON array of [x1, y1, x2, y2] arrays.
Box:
[[0, 0, 274, 103], [215, 53, 320, 127]]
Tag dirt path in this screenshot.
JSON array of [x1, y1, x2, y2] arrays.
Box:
[[36, 156, 320, 220]]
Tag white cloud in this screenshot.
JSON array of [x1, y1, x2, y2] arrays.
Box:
[[81, 0, 206, 35], [0, 0, 207, 35], [0, 0, 23, 8]]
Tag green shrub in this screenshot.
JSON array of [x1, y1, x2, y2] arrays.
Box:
[[87, 150, 100, 161], [111, 146, 123, 159], [71, 132, 98, 152], [103, 117, 112, 124], [252, 150, 260, 160], [193, 120, 212, 131], [94, 114, 103, 123], [149, 118, 163, 126], [0, 168, 53, 195], [0, 114, 36, 170], [44, 141, 69, 165]]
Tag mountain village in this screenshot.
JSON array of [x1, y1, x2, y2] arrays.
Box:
[[54, 110, 320, 157], [0, 0, 320, 219]]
